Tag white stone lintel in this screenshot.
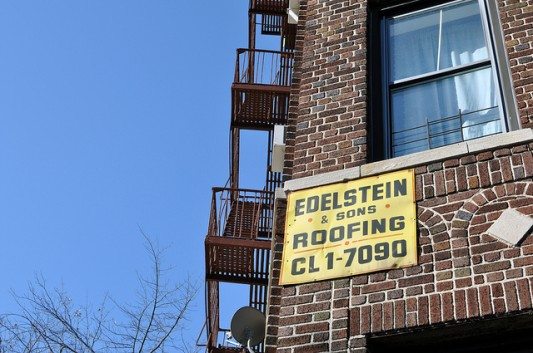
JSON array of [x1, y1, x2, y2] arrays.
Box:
[[466, 128, 533, 153], [282, 129, 532, 192]]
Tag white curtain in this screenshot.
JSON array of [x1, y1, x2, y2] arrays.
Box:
[[448, 21, 501, 139], [389, 0, 502, 157]]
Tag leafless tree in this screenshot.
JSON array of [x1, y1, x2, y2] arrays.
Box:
[[0, 233, 198, 353]]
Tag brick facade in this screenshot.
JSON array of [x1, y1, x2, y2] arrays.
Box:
[[268, 142, 533, 352], [266, 0, 533, 352], [284, 0, 533, 180], [500, 0, 533, 128], [284, 0, 369, 180]]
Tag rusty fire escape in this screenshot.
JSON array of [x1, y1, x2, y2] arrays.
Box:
[[202, 1, 296, 352]]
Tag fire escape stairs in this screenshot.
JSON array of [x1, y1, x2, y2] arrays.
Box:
[[202, 1, 295, 351]]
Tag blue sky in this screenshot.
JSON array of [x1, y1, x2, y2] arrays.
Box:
[[0, 1, 276, 348]]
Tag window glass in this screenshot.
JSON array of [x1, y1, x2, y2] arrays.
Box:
[[440, 1, 488, 69], [389, 9, 440, 80], [388, 0, 489, 82], [391, 67, 501, 156], [383, 0, 504, 158]]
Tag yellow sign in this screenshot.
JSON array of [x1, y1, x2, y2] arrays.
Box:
[[280, 169, 417, 285]]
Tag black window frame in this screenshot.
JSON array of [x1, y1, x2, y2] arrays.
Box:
[[367, 0, 518, 161]]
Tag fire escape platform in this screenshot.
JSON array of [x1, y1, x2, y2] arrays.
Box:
[[205, 235, 272, 249], [202, 16, 294, 348], [232, 83, 290, 130], [231, 49, 293, 130], [204, 188, 273, 286], [232, 83, 291, 93], [210, 348, 245, 353], [250, 0, 288, 14], [205, 238, 270, 285]]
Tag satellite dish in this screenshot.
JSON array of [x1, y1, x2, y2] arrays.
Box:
[[230, 306, 266, 347]]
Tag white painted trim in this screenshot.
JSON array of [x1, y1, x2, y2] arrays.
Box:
[[275, 187, 286, 200], [283, 129, 532, 192]]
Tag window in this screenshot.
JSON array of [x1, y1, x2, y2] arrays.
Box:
[[369, 0, 515, 159]]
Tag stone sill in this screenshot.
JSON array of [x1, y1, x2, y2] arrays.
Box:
[[283, 128, 533, 193]]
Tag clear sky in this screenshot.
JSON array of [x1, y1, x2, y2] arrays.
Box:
[[0, 1, 275, 349]]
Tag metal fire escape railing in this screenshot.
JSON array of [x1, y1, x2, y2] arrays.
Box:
[[202, 2, 295, 352], [248, 0, 296, 49], [204, 188, 274, 352], [232, 48, 294, 130], [207, 187, 274, 241], [249, 0, 287, 39], [235, 48, 293, 86]]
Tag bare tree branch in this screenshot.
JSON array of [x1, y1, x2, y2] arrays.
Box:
[[0, 233, 198, 353]]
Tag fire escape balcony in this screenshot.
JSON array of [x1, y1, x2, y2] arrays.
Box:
[[250, 0, 288, 14], [232, 49, 294, 130], [250, 0, 288, 36], [204, 187, 273, 352], [204, 187, 274, 285], [248, 0, 297, 50]]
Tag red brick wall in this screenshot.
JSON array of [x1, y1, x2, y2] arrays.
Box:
[[283, 0, 533, 180], [270, 142, 533, 352], [499, 0, 533, 128], [348, 144, 533, 340], [284, 0, 368, 180], [269, 1, 533, 352]]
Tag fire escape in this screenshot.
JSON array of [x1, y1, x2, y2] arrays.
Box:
[[202, 1, 296, 352]]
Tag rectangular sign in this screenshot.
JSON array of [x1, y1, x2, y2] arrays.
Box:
[[280, 169, 417, 285]]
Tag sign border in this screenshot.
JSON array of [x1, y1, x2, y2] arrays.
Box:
[[280, 169, 417, 285]]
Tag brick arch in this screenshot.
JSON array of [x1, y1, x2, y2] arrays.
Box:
[[450, 182, 532, 239], [445, 182, 533, 319], [448, 183, 532, 272], [417, 206, 451, 267]]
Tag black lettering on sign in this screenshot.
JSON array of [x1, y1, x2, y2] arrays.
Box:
[[344, 189, 356, 207], [291, 258, 305, 275], [358, 245, 372, 264], [330, 226, 344, 242], [326, 252, 334, 270], [293, 233, 308, 249], [372, 184, 384, 200], [344, 247, 357, 267], [321, 193, 332, 211], [335, 205, 377, 221], [390, 216, 405, 231], [332, 192, 343, 209], [307, 196, 319, 213], [359, 185, 371, 203], [295, 199, 305, 216], [291, 178, 409, 216], [311, 230, 327, 245], [340, 240, 408, 268], [392, 240, 407, 257], [375, 242, 389, 260], [394, 179, 407, 197], [346, 222, 360, 239], [309, 256, 320, 273], [371, 219, 386, 234], [291, 215, 409, 248]]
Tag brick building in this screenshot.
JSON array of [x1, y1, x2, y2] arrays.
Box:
[[201, 1, 533, 352]]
